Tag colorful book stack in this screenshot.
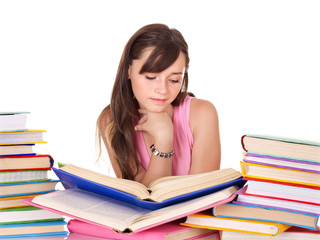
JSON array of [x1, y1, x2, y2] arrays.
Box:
[[183, 134, 320, 239], [0, 112, 68, 238]]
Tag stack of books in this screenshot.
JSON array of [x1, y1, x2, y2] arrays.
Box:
[[182, 134, 320, 239], [0, 112, 68, 238], [23, 161, 244, 239]]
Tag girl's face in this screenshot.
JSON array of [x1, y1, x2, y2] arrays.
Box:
[[128, 48, 185, 114]]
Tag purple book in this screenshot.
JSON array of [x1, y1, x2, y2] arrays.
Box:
[[244, 153, 320, 173]]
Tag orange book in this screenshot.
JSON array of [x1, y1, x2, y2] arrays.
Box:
[[182, 210, 291, 236]]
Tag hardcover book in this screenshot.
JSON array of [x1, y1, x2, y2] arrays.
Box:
[[0, 193, 48, 209], [0, 221, 67, 239], [182, 210, 291, 236], [53, 164, 243, 210], [67, 218, 216, 240], [241, 135, 320, 162], [220, 226, 320, 240], [243, 152, 320, 173], [213, 202, 319, 229], [0, 170, 49, 184], [0, 144, 35, 157], [234, 187, 320, 215], [0, 130, 46, 145], [0, 180, 59, 197], [0, 154, 54, 171], [0, 206, 64, 224], [24, 186, 239, 233], [242, 179, 320, 205], [0, 112, 29, 132], [240, 161, 320, 187]]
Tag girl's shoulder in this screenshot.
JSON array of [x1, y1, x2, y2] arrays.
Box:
[[97, 106, 113, 135], [189, 98, 219, 131], [190, 98, 218, 115]]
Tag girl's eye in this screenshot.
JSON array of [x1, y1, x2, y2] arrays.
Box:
[[170, 79, 180, 83], [145, 75, 156, 80]]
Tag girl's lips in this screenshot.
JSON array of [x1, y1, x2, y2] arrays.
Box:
[[150, 98, 166, 103]]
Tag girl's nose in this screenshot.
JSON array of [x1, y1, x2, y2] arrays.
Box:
[[154, 79, 167, 95]]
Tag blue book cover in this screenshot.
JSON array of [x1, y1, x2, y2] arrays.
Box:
[[53, 167, 245, 210]]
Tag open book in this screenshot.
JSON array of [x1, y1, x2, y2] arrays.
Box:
[[24, 186, 239, 233], [53, 164, 243, 209]]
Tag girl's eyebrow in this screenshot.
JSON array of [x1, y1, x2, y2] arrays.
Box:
[[171, 72, 183, 75]]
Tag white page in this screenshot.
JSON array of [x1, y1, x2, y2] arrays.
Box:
[[32, 188, 150, 231]]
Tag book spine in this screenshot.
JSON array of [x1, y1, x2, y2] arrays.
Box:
[[241, 135, 248, 152]]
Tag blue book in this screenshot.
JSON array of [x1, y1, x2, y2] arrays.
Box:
[[0, 144, 35, 157], [213, 202, 319, 230], [0, 221, 68, 238], [53, 165, 245, 210], [0, 180, 60, 197]]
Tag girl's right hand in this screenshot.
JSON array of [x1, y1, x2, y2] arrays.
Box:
[[134, 109, 174, 151]]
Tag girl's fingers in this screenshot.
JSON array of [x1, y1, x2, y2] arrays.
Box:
[[138, 109, 147, 114], [138, 115, 147, 124], [134, 124, 143, 131]]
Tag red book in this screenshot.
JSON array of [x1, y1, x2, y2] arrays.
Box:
[[0, 154, 54, 171], [234, 186, 320, 216], [242, 178, 320, 205]]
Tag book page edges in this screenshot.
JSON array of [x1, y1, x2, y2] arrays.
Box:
[[133, 192, 237, 233], [245, 135, 320, 147], [24, 189, 237, 234], [240, 162, 320, 187], [0, 142, 47, 145], [186, 213, 291, 232], [59, 165, 150, 199], [181, 223, 282, 236], [23, 197, 115, 231]]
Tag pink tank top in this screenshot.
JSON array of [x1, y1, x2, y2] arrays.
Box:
[[134, 95, 194, 175]]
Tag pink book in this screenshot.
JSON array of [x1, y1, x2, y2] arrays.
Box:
[[67, 219, 217, 240], [67, 233, 110, 240], [23, 190, 236, 233]]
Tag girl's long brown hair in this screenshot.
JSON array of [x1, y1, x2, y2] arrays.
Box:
[[97, 24, 193, 180]]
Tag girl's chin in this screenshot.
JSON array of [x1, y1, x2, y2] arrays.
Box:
[[137, 100, 174, 113], [139, 105, 172, 113]]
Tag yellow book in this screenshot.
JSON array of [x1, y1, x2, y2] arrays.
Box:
[[182, 211, 292, 236], [240, 161, 320, 187], [0, 194, 43, 209], [0, 130, 47, 145]]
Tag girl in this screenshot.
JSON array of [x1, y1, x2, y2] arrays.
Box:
[[97, 24, 221, 186]]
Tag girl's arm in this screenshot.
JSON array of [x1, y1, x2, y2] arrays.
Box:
[[134, 98, 221, 185], [99, 98, 221, 185], [133, 109, 174, 186], [98, 108, 173, 186], [189, 98, 221, 173]]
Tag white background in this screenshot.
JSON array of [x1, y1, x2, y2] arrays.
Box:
[[1, 0, 319, 177]]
